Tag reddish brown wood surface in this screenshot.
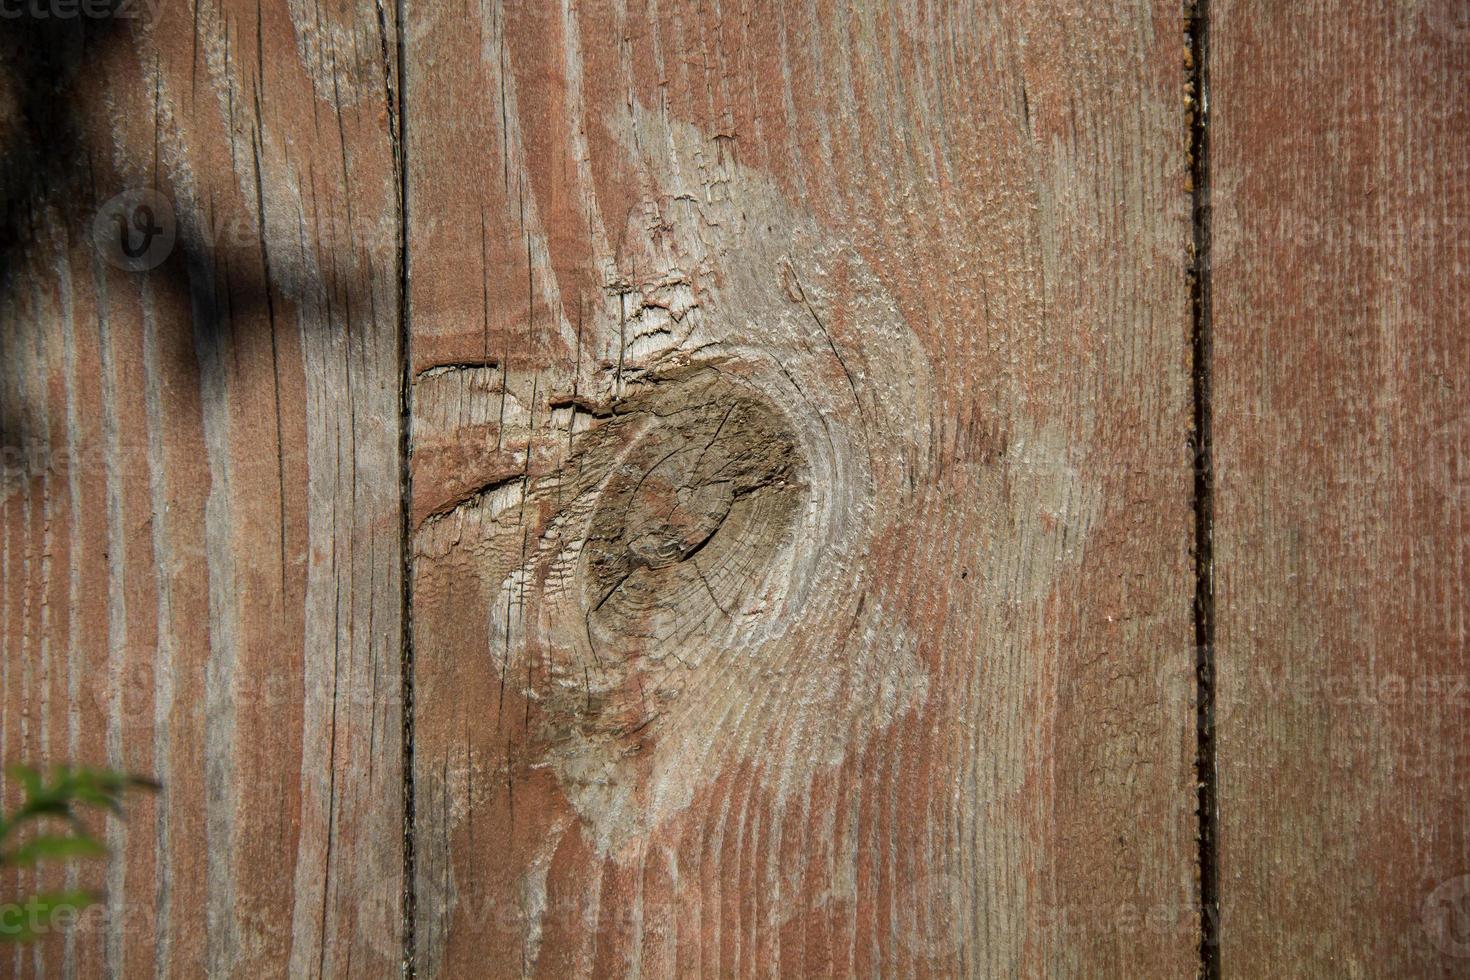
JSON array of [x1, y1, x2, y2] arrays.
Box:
[[1211, 0, 1470, 974], [405, 2, 1199, 976], [20, 1, 1470, 976], [0, 5, 404, 977]]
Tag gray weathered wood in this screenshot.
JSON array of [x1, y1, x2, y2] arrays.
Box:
[[0, 5, 404, 976], [404, 2, 1200, 976]]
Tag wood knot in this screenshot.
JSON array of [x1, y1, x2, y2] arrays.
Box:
[[579, 368, 805, 665]]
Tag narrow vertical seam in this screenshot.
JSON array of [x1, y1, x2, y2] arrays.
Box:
[[1187, 0, 1220, 976], [376, 0, 416, 973]]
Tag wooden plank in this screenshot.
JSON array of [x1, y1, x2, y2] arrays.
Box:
[[1211, 1, 1470, 973], [405, 1, 1199, 975], [0, 5, 404, 976]]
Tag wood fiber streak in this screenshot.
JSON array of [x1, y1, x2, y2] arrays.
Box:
[[0, 3, 403, 976], [406, 2, 1198, 976], [1212, 1, 1470, 974]]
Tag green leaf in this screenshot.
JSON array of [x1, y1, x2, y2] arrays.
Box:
[[4, 834, 107, 867], [0, 764, 160, 944], [5, 766, 41, 800]]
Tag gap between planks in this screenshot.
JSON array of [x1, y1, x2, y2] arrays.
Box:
[[384, 0, 417, 973], [1187, 0, 1221, 977]]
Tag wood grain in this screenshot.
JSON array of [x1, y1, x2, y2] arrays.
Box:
[[1211, 0, 1470, 974], [0, 3, 404, 976], [405, 1, 1199, 976]]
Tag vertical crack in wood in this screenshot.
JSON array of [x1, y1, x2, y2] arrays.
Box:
[[380, 0, 416, 973], [1188, 0, 1220, 976]]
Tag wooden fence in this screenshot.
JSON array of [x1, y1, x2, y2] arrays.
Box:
[[0, 0, 1465, 976]]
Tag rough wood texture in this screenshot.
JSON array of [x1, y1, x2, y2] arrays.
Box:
[[0, 4, 403, 976], [406, 2, 1198, 976], [1211, 0, 1470, 974]]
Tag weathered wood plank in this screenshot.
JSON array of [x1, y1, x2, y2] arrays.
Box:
[[1211, 1, 1470, 973], [0, 4, 404, 976], [405, 2, 1198, 976]]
